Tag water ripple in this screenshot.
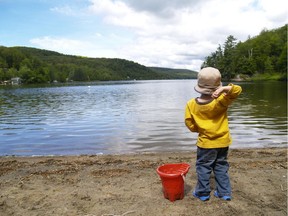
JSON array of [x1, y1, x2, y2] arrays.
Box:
[[0, 80, 287, 156]]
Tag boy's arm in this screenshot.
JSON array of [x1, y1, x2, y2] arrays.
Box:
[[212, 84, 242, 106], [212, 84, 242, 99], [185, 103, 198, 132]]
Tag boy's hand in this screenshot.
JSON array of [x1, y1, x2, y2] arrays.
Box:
[[212, 86, 232, 98], [212, 88, 223, 98]]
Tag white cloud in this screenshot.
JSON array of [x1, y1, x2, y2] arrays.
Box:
[[50, 5, 77, 16], [36, 0, 288, 71], [29, 36, 119, 58], [88, 0, 153, 30], [30, 36, 86, 52], [258, 0, 288, 21]]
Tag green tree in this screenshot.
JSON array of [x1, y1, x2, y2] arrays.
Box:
[[264, 57, 274, 74], [73, 67, 88, 81], [276, 42, 287, 73], [222, 35, 238, 79], [202, 24, 287, 80], [6, 68, 18, 79], [19, 65, 34, 83]]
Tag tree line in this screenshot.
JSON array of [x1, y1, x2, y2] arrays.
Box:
[[0, 46, 197, 85], [202, 24, 287, 81], [0, 47, 165, 84]]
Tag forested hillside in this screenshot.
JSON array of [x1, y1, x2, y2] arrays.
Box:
[[0, 46, 197, 84], [0, 47, 160, 84], [149, 67, 197, 79], [202, 24, 287, 81]]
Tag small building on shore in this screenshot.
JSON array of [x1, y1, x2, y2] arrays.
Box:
[[11, 77, 21, 85]]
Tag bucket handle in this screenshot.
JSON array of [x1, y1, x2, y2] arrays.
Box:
[[181, 173, 185, 181]]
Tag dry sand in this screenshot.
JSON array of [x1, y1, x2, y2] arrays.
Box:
[[0, 147, 287, 216]]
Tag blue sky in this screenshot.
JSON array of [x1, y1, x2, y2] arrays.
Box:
[[0, 0, 287, 71]]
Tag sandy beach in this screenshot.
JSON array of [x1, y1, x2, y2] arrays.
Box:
[[0, 147, 287, 216]]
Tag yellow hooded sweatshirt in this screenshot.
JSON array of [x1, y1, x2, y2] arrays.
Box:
[[185, 84, 242, 148]]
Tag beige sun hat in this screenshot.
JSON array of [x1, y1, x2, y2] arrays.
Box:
[[194, 67, 222, 95]]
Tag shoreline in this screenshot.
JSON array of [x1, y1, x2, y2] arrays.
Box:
[[1, 146, 286, 158], [0, 147, 287, 216]]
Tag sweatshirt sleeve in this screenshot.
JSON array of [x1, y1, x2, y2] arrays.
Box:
[[218, 83, 242, 107], [185, 102, 198, 132]]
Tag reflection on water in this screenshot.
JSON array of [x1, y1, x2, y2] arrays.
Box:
[[0, 80, 287, 156], [229, 82, 287, 148]]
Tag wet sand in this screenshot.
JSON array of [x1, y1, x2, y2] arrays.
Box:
[[0, 147, 287, 216]]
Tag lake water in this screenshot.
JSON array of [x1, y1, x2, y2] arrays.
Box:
[[0, 80, 287, 156]]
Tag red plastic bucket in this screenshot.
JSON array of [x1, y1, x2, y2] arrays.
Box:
[[156, 163, 190, 202]]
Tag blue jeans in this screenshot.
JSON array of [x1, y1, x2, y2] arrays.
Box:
[[194, 147, 231, 197]]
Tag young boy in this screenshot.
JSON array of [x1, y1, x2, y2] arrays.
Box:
[[185, 67, 242, 201]]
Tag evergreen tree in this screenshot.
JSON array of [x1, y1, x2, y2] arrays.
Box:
[[202, 24, 287, 80]]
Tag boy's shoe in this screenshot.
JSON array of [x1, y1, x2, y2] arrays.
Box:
[[192, 191, 210, 201], [214, 191, 231, 201]]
